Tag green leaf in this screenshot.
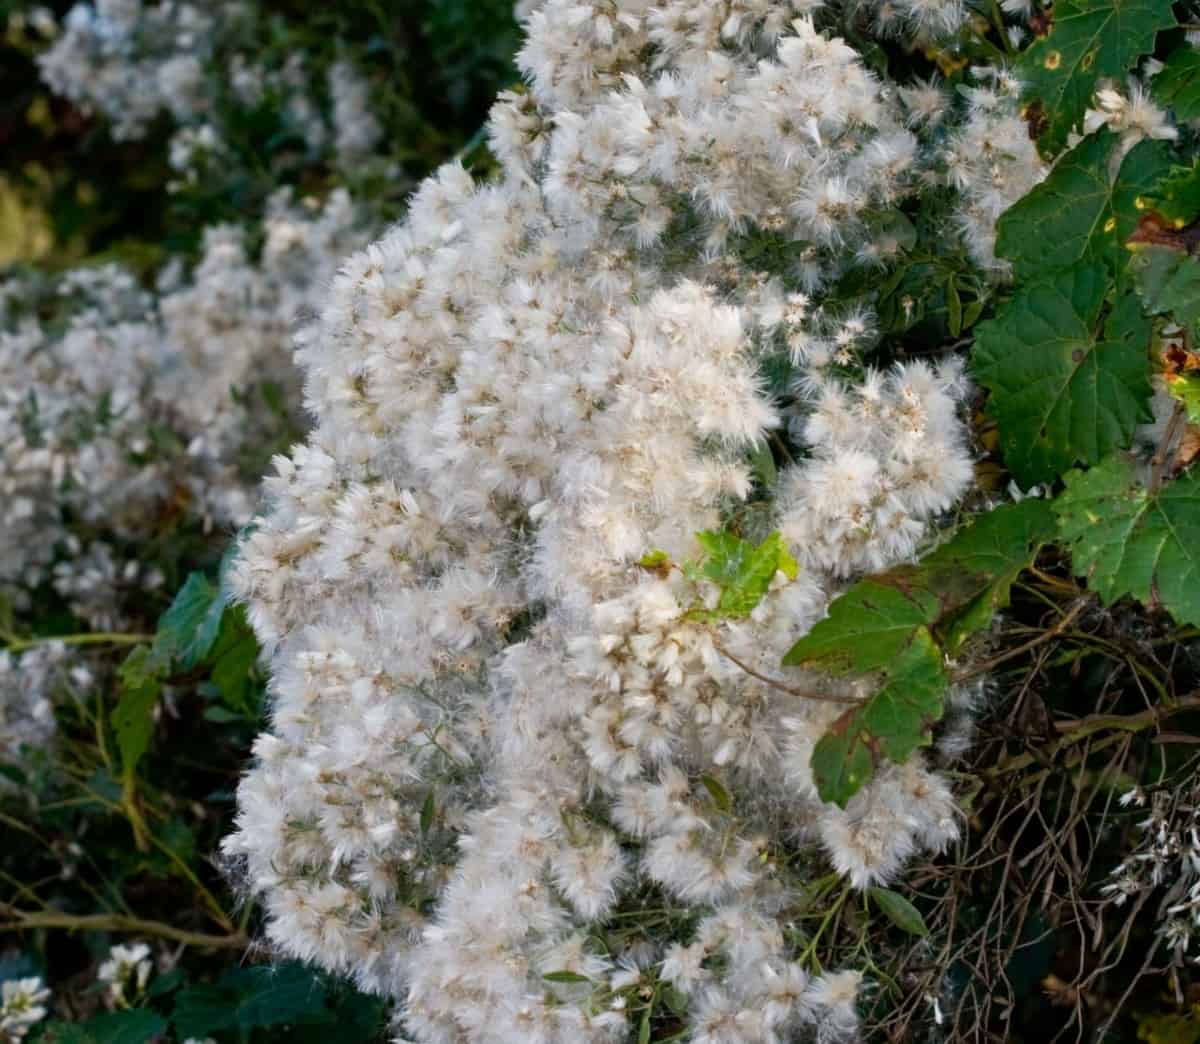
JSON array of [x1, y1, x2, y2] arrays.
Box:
[[1055, 455, 1200, 625], [1145, 161, 1200, 225], [788, 501, 1055, 673], [809, 715, 878, 809], [750, 438, 778, 488], [1153, 45, 1200, 121], [0, 592, 13, 640], [172, 962, 327, 1039], [783, 580, 938, 672], [203, 706, 244, 723], [1167, 373, 1200, 424], [922, 499, 1058, 649], [154, 571, 224, 670], [857, 634, 947, 762], [112, 646, 165, 775], [868, 887, 930, 936], [1016, 0, 1175, 154], [72, 1010, 168, 1044], [207, 606, 260, 716], [664, 985, 690, 1015], [947, 278, 963, 336], [420, 789, 436, 833], [1130, 243, 1200, 331], [695, 530, 797, 618], [543, 970, 591, 984], [147, 968, 186, 998], [973, 263, 1153, 485], [995, 133, 1174, 283], [809, 635, 947, 807], [31, 1025, 97, 1044], [700, 774, 733, 813], [638, 549, 671, 571], [638, 1009, 652, 1044], [791, 500, 1055, 805]]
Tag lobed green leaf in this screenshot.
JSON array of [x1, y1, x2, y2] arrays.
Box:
[[973, 263, 1153, 486], [695, 529, 798, 619], [996, 133, 1173, 284], [1129, 243, 1200, 332], [1055, 454, 1200, 625], [792, 501, 1056, 806], [1016, 0, 1174, 154], [1152, 45, 1200, 122]]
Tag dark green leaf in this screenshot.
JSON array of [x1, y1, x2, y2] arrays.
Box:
[[995, 132, 1173, 283], [147, 968, 186, 998], [1017, 0, 1175, 153], [112, 647, 164, 775], [922, 499, 1058, 649], [868, 887, 930, 936], [947, 278, 963, 336], [857, 634, 948, 762], [973, 263, 1153, 485], [783, 581, 938, 672], [1153, 45, 1200, 121], [1129, 243, 1200, 331], [810, 635, 947, 807], [31, 1025, 97, 1044], [421, 789, 436, 833], [172, 962, 327, 1038], [207, 606, 260, 715], [154, 571, 224, 670], [1144, 160, 1200, 224], [810, 714, 878, 810], [1055, 454, 1200, 625], [203, 706, 244, 723], [793, 501, 1055, 805], [74, 1010, 168, 1044]]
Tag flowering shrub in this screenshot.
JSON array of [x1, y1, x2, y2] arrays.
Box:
[[6, 0, 1200, 1041], [218, 0, 1034, 1032]]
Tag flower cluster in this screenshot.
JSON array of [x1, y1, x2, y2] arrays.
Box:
[[0, 643, 85, 791], [0, 189, 366, 629], [1104, 782, 1200, 961], [940, 69, 1046, 274], [223, 2, 990, 1040], [37, 0, 382, 174]]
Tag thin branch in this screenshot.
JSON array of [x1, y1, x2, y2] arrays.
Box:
[[986, 693, 1200, 780], [952, 598, 1089, 684], [1150, 399, 1187, 494], [0, 632, 152, 655], [0, 907, 247, 950], [713, 642, 863, 704]]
